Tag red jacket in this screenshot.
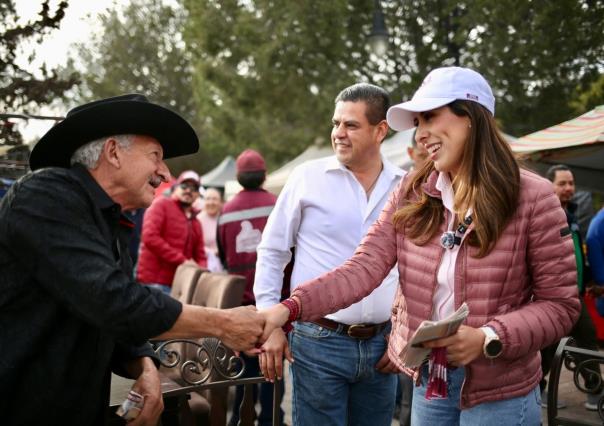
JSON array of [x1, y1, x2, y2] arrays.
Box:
[[218, 189, 277, 305], [137, 197, 207, 286], [294, 169, 580, 408]]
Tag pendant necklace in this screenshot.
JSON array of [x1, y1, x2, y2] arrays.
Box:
[[440, 215, 472, 249]]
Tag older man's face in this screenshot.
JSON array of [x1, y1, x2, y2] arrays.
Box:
[[118, 135, 170, 209]]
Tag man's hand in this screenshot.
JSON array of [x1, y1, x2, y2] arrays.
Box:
[[259, 302, 291, 342], [127, 358, 163, 426], [259, 328, 293, 382], [422, 325, 485, 367], [375, 350, 401, 374], [217, 305, 265, 351]]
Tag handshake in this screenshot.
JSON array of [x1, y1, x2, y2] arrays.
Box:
[[214, 302, 292, 352]]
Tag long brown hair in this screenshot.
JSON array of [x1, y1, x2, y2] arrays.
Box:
[[392, 100, 520, 257]]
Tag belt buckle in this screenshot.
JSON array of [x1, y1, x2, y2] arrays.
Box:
[[347, 323, 368, 339]]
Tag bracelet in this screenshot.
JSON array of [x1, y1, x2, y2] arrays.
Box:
[[280, 298, 300, 322]]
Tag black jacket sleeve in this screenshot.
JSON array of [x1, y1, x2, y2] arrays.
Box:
[[5, 170, 182, 345]]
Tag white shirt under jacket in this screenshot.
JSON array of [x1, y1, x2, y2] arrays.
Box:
[[254, 155, 405, 325]]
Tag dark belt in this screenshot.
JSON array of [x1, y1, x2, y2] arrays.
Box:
[[312, 317, 388, 340]]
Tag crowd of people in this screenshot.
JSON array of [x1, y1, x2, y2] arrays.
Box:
[[0, 67, 603, 426]]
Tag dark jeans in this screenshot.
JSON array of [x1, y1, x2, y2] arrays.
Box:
[[541, 298, 601, 392], [228, 353, 285, 426]]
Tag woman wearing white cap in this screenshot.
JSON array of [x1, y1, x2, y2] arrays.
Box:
[[260, 67, 580, 425]]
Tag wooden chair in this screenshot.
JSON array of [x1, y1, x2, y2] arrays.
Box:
[[191, 272, 246, 312], [155, 271, 280, 426], [170, 262, 205, 303]]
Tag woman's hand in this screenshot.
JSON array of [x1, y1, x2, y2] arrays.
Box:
[[422, 325, 485, 366], [259, 302, 291, 342]]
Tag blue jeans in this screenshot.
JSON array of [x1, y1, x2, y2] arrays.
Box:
[[289, 321, 397, 426], [145, 283, 171, 295], [411, 365, 541, 426]]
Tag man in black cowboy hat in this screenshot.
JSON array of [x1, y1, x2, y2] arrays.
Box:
[[0, 94, 265, 425]]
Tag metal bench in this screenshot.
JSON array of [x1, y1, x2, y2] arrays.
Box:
[[547, 337, 604, 426]]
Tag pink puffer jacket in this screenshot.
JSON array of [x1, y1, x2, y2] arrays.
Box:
[[293, 168, 580, 408]]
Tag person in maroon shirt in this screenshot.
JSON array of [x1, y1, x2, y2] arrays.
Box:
[[218, 150, 277, 304]]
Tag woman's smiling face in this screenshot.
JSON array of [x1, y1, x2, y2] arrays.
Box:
[[414, 105, 471, 178]]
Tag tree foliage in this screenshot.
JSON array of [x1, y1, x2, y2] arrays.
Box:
[[0, 0, 78, 146], [74, 0, 206, 173], [382, 0, 604, 135], [73, 0, 604, 171], [183, 0, 604, 168], [182, 0, 381, 169]]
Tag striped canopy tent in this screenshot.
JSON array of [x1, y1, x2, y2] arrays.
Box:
[[509, 105, 604, 192]]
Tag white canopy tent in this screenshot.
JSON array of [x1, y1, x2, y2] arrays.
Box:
[[201, 156, 236, 189]]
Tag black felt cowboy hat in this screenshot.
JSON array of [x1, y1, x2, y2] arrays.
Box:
[[29, 94, 199, 170]]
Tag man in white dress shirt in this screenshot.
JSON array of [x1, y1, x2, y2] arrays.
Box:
[[254, 83, 405, 426]]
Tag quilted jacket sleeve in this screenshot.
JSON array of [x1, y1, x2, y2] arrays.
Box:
[[486, 176, 581, 360]]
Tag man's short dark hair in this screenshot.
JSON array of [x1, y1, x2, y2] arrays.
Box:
[[334, 83, 390, 125], [546, 164, 571, 182], [237, 171, 266, 189]]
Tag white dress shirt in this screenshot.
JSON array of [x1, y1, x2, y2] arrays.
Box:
[[254, 155, 405, 324], [432, 172, 472, 321]]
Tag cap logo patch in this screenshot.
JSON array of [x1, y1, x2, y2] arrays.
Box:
[[466, 93, 479, 101]]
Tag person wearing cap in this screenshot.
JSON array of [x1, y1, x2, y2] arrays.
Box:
[[216, 149, 284, 426], [137, 170, 207, 295], [254, 84, 405, 426], [260, 67, 580, 425], [0, 94, 265, 426]]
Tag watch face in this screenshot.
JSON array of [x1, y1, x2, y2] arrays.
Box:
[[486, 339, 503, 357]]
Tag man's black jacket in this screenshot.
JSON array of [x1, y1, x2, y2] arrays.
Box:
[[0, 165, 182, 425]]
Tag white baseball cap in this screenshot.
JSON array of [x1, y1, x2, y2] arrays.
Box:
[[387, 67, 495, 131]]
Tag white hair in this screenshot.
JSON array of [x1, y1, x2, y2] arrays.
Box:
[[70, 134, 134, 168]]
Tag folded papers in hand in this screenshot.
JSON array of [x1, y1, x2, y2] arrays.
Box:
[[398, 302, 469, 368]]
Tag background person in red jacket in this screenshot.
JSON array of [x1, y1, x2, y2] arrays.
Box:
[[217, 149, 284, 426], [137, 170, 207, 294]]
